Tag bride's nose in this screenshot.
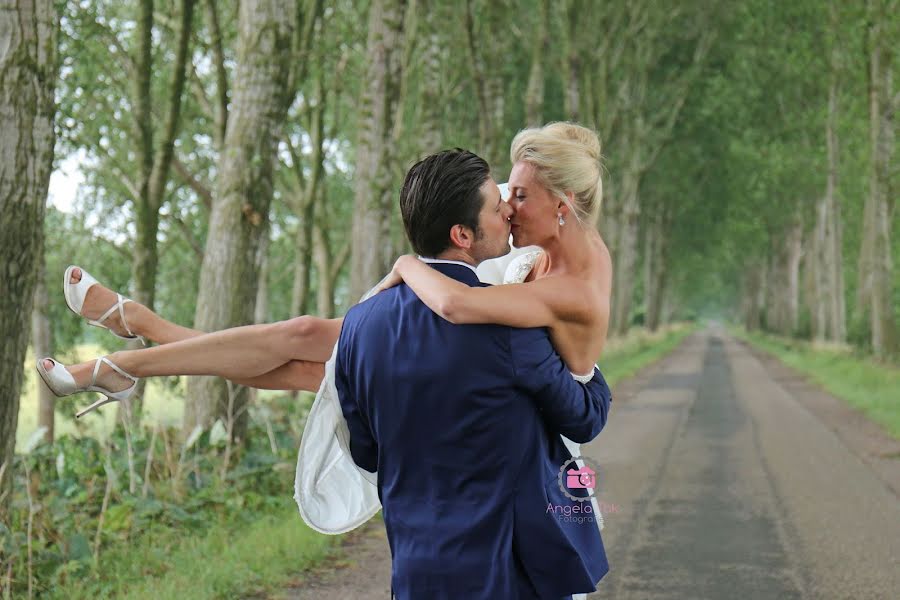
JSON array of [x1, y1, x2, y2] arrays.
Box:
[[503, 201, 515, 218]]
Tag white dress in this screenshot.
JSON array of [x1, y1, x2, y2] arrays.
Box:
[[294, 250, 603, 537]]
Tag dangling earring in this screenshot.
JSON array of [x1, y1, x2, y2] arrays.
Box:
[[558, 213, 566, 226]]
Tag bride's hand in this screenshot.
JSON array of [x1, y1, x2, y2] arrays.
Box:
[[373, 255, 416, 294]]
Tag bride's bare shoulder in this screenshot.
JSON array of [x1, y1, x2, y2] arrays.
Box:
[[587, 235, 612, 286]]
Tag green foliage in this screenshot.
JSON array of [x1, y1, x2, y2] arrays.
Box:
[[2, 393, 315, 597]]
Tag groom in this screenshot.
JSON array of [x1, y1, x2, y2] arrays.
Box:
[[335, 149, 612, 599]]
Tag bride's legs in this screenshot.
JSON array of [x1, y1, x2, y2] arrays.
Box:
[[49, 316, 343, 393], [56, 268, 342, 392], [232, 360, 326, 392]]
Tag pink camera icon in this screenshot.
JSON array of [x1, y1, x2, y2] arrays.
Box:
[[566, 465, 596, 489]]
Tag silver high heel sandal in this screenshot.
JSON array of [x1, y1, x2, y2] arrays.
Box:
[[35, 356, 139, 418], [63, 265, 145, 345]]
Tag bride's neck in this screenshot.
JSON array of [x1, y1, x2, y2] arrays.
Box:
[[539, 225, 595, 275]]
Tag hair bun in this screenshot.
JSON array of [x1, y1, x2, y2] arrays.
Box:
[[510, 122, 604, 227]]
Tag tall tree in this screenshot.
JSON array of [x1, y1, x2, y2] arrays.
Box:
[[813, 2, 847, 343], [858, 0, 898, 356], [0, 0, 58, 508], [348, 0, 407, 301], [184, 0, 296, 435]]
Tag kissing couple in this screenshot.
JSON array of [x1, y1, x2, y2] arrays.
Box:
[[38, 122, 614, 598]]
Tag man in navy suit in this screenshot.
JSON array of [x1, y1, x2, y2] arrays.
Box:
[[335, 149, 612, 599]]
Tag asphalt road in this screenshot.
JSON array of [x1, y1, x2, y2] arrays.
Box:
[[586, 328, 900, 600], [282, 328, 900, 600]]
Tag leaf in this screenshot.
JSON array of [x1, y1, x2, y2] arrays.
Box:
[[56, 451, 66, 478], [65, 533, 91, 561], [184, 424, 204, 450], [23, 426, 49, 454], [104, 504, 134, 532], [208, 419, 228, 446]]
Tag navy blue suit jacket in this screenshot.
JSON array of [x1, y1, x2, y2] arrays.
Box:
[[335, 262, 612, 599]]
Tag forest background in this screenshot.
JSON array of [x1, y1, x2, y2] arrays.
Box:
[[1, 0, 897, 597]]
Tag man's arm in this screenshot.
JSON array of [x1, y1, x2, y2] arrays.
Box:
[[511, 327, 612, 443], [334, 324, 378, 473]]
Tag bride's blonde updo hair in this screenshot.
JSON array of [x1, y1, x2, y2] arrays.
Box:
[[510, 122, 603, 227]]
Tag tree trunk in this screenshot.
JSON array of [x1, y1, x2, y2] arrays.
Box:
[[812, 192, 830, 341], [313, 223, 334, 318], [611, 167, 640, 335], [418, 0, 443, 154], [290, 208, 315, 316], [524, 0, 549, 127], [742, 263, 766, 331], [31, 257, 54, 443], [814, 39, 848, 344], [644, 205, 669, 332], [786, 218, 803, 333], [863, 2, 898, 356], [464, 0, 507, 175], [764, 219, 801, 336], [563, 0, 583, 120], [348, 0, 407, 301], [0, 0, 57, 508], [184, 0, 295, 436]]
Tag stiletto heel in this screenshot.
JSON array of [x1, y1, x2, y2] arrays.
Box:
[[75, 395, 123, 419]]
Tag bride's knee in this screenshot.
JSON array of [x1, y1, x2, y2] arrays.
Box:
[[279, 315, 322, 346]]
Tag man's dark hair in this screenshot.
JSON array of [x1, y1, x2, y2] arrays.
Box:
[[399, 149, 491, 257]]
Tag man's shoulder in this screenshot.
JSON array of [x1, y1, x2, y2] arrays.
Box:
[[343, 288, 397, 329]]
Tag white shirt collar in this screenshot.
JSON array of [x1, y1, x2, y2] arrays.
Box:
[[418, 256, 479, 275]]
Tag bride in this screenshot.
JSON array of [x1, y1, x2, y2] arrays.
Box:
[[37, 122, 610, 417]]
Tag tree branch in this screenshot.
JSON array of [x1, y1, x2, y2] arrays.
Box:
[[171, 155, 213, 210], [163, 211, 204, 259], [330, 240, 351, 282], [204, 0, 229, 147], [149, 0, 196, 210]]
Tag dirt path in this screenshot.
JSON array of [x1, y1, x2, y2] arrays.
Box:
[[279, 327, 900, 599], [277, 519, 392, 600]]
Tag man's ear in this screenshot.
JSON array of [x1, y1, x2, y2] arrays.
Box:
[[448, 224, 475, 250]]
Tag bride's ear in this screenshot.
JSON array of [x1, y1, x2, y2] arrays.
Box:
[[557, 192, 575, 218], [449, 224, 474, 250]]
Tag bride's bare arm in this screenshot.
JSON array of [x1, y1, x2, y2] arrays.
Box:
[[376, 255, 597, 328]]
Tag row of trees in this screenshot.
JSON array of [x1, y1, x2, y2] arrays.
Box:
[[2, 0, 898, 511]]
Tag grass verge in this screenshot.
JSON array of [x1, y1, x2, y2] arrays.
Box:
[[599, 323, 697, 387], [733, 328, 900, 440], [50, 504, 337, 600]]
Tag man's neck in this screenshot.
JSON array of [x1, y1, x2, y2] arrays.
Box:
[[430, 249, 479, 267]]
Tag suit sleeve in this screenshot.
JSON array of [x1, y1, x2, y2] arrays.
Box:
[[510, 327, 612, 443], [334, 323, 379, 473]]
